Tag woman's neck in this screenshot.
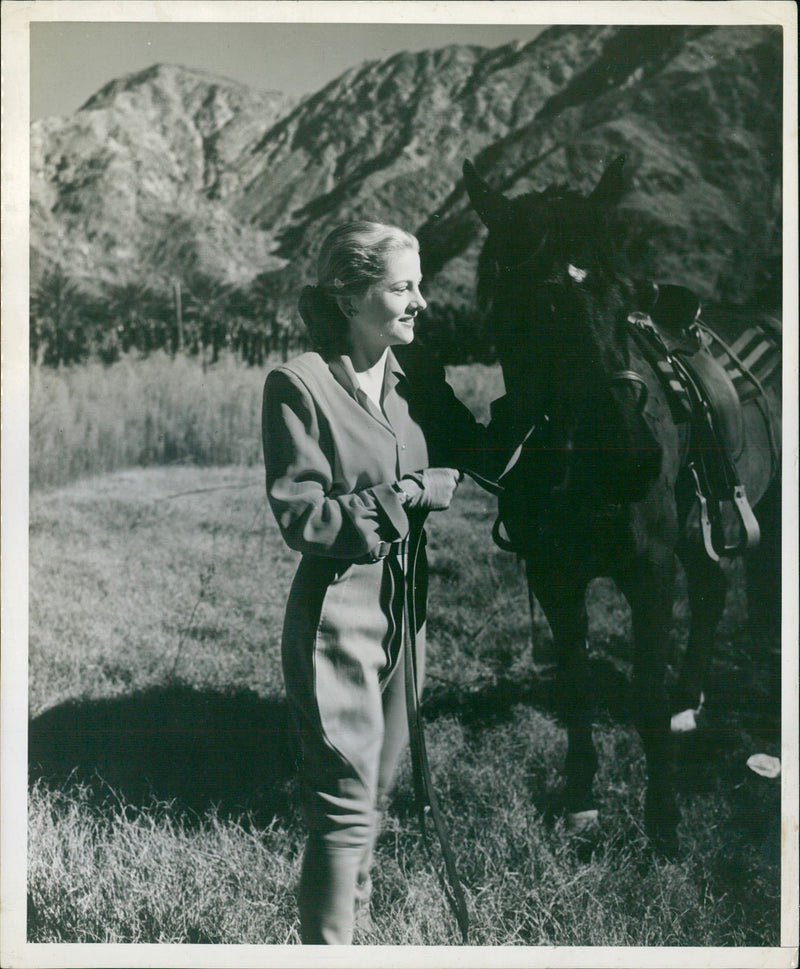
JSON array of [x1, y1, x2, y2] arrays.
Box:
[[348, 345, 389, 375], [349, 349, 388, 410]]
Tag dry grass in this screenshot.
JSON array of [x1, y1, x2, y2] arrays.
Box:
[[30, 352, 269, 490], [27, 454, 781, 945], [29, 352, 504, 491]]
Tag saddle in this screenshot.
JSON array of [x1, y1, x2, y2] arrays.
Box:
[[629, 283, 777, 561]]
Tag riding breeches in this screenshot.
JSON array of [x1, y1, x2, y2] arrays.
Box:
[[281, 546, 426, 944]]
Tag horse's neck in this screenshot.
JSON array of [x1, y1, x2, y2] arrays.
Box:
[[502, 366, 547, 411]]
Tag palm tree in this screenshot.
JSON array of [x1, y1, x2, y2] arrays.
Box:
[[102, 282, 172, 355], [182, 274, 235, 363], [30, 266, 91, 366]]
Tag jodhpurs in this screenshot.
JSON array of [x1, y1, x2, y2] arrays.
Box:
[[281, 547, 426, 944]]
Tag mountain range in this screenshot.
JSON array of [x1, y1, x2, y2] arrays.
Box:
[[30, 24, 783, 320]]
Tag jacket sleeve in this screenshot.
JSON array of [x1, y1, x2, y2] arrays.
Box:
[[262, 368, 410, 560], [395, 343, 490, 476]]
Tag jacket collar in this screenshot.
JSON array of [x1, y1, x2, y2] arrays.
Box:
[[328, 349, 407, 400], [327, 349, 408, 432]]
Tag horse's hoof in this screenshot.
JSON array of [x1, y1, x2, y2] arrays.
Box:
[[645, 791, 680, 860], [670, 691, 705, 734], [565, 809, 602, 861], [645, 816, 680, 860], [649, 828, 680, 861], [746, 753, 781, 778], [566, 809, 599, 835], [670, 708, 697, 733]]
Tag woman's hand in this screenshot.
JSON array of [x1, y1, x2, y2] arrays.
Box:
[[398, 468, 461, 511]]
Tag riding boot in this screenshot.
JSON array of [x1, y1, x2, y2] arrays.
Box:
[[353, 808, 382, 936], [298, 833, 362, 945]]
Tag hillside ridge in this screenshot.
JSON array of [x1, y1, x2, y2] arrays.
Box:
[[30, 25, 782, 325]]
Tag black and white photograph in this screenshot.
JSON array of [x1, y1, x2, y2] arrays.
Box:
[[1, 2, 798, 966]]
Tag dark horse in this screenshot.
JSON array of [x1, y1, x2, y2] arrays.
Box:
[[463, 156, 781, 854]]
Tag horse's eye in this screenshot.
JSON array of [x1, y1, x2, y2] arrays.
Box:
[[568, 264, 588, 283]]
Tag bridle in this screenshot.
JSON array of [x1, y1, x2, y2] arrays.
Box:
[[493, 238, 653, 419]]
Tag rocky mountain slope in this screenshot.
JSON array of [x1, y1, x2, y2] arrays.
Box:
[[31, 64, 296, 286], [31, 24, 782, 316]]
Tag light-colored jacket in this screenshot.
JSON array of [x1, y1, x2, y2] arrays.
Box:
[[262, 348, 484, 563]]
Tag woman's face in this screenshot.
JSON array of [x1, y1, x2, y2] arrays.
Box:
[[345, 248, 427, 361]]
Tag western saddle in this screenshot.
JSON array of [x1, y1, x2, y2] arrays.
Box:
[[628, 282, 780, 561]]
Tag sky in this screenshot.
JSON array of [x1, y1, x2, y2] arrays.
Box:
[[31, 21, 548, 120]]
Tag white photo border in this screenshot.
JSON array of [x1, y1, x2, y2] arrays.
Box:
[[2, 3, 797, 967]]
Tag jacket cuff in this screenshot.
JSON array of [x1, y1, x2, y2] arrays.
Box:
[[371, 482, 411, 541]]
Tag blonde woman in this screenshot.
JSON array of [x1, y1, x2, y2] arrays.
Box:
[[262, 221, 486, 944]]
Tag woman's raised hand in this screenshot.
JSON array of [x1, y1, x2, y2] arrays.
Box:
[[399, 468, 461, 511]]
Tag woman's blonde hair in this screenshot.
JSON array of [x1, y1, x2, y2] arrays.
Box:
[[298, 221, 419, 354]]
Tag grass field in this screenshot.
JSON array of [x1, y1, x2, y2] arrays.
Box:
[[27, 354, 782, 946]]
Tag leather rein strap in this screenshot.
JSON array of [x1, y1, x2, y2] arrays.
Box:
[[403, 510, 470, 943]]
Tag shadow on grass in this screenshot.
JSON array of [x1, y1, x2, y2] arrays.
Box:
[[29, 643, 778, 823], [28, 661, 630, 822], [29, 684, 298, 822], [422, 653, 633, 727]]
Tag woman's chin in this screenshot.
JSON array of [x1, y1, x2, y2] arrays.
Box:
[[393, 325, 416, 345]]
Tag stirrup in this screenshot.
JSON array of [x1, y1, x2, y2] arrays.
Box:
[[707, 485, 761, 559], [690, 466, 760, 561], [729, 484, 761, 553]]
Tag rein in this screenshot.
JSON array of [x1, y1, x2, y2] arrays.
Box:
[[484, 367, 652, 500], [403, 511, 470, 943], [481, 364, 653, 553]]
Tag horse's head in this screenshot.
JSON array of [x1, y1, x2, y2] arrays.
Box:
[[464, 157, 662, 501]]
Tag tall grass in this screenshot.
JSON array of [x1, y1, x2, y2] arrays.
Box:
[[28, 781, 303, 944], [30, 352, 270, 490], [29, 353, 504, 491]]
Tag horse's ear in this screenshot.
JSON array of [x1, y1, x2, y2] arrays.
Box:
[[589, 155, 627, 207], [463, 159, 509, 229]]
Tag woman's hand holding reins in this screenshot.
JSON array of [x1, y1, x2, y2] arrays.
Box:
[[397, 468, 461, 511]]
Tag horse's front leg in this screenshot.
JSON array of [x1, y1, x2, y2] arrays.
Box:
[[673, 544, 727, 730], [527, 562, 597, 824], [618, 548, 681, 856]]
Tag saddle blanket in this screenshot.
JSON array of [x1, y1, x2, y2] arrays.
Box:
[[702, 324, 781, 403], [628, 314, 780, 458]]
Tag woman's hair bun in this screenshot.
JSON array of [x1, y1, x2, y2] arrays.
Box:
[[297, 284, 347, 355]]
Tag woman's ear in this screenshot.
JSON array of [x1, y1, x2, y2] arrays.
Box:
[[335, 295, 353, 318]]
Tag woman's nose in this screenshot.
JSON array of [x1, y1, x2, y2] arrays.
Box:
[[410, 285, 427, 311]]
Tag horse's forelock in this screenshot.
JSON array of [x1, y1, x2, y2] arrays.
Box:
[[541, 184, 581, 202]]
